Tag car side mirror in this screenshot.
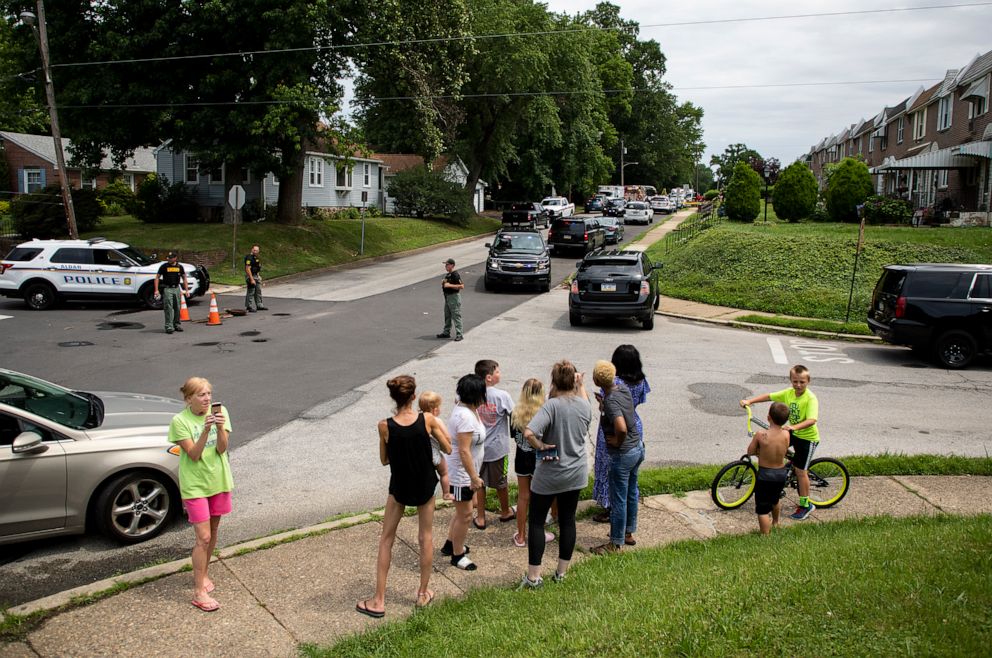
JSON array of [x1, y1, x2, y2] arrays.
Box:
[[575, 261, 584, 268], [12, 431, 47, 455], [118, 260, 131, 268], [485, 243, 491, 248], [653, 262, 664, 270], [150, 253, 158, 260]]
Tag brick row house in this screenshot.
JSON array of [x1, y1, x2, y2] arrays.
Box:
[[805, 49, 991, 226]]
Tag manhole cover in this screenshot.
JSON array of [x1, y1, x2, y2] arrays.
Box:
[[240, 330, 261, 336], [251, 338, 268, 343], [58, 341, 94, 347], [272, 313, 291, 317], [97, 321, 144, 330], [194, 341, 220, 347]]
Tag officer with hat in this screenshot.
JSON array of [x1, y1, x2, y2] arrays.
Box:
[[244, 243, 267, 312], [436, 257, 464, 341], [153, 252, 189, 334]]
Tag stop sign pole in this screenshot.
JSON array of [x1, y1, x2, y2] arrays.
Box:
[[228, 185, 246, 271]]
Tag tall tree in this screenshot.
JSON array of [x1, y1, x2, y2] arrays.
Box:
[[38, 0, 353, 224], [0, 13, 49, 133], [711, 143, 761, 188]]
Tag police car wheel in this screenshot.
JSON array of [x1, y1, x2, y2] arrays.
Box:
[[94, 471, 177, 544], [24, 282, 57, 310], [140, 283, 163, 310]]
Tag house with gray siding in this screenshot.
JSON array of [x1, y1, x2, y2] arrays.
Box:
[[374, 153, 488, 214]]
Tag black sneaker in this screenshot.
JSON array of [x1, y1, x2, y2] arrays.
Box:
[[435, 333, 450, 338], [247, 308, 257, 313], [257, 306, 268, 311], [165, 329, 174, 334], [453, 335, 463, 342], [173, 326, 184, 332]]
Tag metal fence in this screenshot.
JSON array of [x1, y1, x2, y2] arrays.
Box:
[[663, 202, 721, 254]]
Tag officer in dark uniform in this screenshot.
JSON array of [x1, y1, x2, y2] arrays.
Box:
[[244, 243, 267, 312], [436, 257, 464, 341], [153, 251, 189, 334]]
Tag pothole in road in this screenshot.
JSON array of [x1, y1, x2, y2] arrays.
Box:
[[251, 338, 268, 343], [272, 313, 291, 317], [58, 341, 94, 347], [746, 374, 866, 388], [687, 383, 750, 416], [240, 330, 261, 336], [97, 321, 144, 330]]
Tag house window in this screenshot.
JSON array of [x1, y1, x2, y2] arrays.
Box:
[[937, 96, 952, 131], [868, 135, 874, 154], [336, 164, 353, 188], [937, 170, 948, 189], [23, 168, 44, 193], [123, 173, 135, 191], [207, 164, 223, 184], [880, 134, 887, 151], [185, 155, 199, 184], [897, 117, 904, 143], [309, 157, 324, 187], [912, 109, 927, 140], [81, 174, 97, 189], [970, 95, 987, 119], [363, 163, 371, 187]]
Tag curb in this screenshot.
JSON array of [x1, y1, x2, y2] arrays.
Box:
[[658, 311, 881, 342]]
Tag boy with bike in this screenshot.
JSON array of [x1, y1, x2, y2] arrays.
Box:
[[746, 402, 791, 534], [740, 364, 819, 520]]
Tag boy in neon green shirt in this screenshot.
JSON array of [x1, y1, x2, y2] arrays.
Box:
[[740, 364, 819, 520]]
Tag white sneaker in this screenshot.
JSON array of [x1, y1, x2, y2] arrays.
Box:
[[517, 574, 543, 590]]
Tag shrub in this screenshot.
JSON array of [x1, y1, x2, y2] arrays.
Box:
[[826, 157, 872, 222], [0, 200, 10, 215], [809, 200, 831, 222], [863, 195, 912, 225], [723, 161, 761, 222], [134, 173, 198, 223], [241, 198, 265, 223], [387, 165, 472, 223], [335, 207, 361, 220], [11, 185, 102, 238], [772, 161, 819, 222], [703, 189, 720, 201], [98, 179, 138, 215]]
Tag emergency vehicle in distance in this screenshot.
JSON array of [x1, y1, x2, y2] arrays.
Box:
[[0, 238, 210, 310]]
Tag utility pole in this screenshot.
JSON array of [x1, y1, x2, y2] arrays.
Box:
[[620, 139, 626, 189], [21, 1, 78, 239]]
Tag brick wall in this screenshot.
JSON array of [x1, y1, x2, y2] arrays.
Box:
[[2, 139, 149, 194]]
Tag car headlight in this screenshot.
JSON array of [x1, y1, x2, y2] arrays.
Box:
[[488, 259, 500, 270], [537, 259, 550, 272]]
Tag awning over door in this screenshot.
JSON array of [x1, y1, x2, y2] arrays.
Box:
[[873, 140, 990, 171]]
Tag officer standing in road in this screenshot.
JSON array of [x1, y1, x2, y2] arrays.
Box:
[[436, 257, 464, 341], [245, 243, 267, 312], [153, 251, 189, 334]]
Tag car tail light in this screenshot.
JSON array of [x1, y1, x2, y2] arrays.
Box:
[[570, 280, 579, 294], [640, 281, 650, 295], [895, 295, 906, 318], [584, 231, 589, 241], [0, 263, 7, 274]]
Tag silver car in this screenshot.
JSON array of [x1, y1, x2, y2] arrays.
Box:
[[0, 368, 183, 545]]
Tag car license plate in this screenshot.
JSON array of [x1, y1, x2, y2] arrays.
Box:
[[563, 235, 572, 240], [601, 283, 616, 292]]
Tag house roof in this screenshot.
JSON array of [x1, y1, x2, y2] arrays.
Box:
[[958, 49, 992, 85], [936, 69, 960, 98], [0, 131, 156, 173], [372, 153, 455, 174], [908, 83, 939, 112], [884, 97, 910, 122]]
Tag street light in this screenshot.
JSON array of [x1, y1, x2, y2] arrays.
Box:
[[763, 164, 770, 223], [21, 1, 78, 239]]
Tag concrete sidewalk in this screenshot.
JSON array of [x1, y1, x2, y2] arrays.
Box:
[[3, 476, 988, 657]]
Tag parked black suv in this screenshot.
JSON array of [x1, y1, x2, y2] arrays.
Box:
[[547, 218, 606, 255], [603, 198, 626, 217], [569, 250, 662, 329], [484, 228, 552, 292], [867, 263, 992, 368]]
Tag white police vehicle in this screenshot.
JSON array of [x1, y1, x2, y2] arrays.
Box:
[[0, 238, 210, 310]]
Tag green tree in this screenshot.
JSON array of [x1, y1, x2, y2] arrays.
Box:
[[387, 165, 471, 222], [0, 15, 49, 133], [724, 161, 761, 222], [711, 143, 760, 188], [12, 185, 101, 238], [772, 161, 818, 222], [826, 157, 872, 222], [694, 162, 715, 193]]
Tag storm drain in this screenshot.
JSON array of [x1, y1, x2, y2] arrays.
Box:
[[240, 330, 261, 336], [251, 338, 268, 343], [97, 321, 144, 330]]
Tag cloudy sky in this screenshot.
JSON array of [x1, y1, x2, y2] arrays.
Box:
[[541, 0, 992, 165]]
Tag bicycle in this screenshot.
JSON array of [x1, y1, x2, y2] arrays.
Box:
[[710, 406, 850, 510]]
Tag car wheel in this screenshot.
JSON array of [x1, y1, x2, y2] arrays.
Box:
[[93, 471, 177, 544], [569, 311, 582, 326], [641, 313, 655, 330], [484, 276, 495, 292], [934, 330, 976, 369], [140, 282, 163, 310], [541, 281, 551, 293], [23, 281, 58, 310]]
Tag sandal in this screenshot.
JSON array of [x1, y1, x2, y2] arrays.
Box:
[[191, 598, 220, 612], [415, 590, 435, 609], [499, 510, 516, 522], [512, 532, 526, 548], [441, 540, 470, 556], [472, 518, 487, 530], [451, 554, 477, 571], [355, 599, 385, 618]]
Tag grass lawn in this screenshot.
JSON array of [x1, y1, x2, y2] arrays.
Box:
[[313, 514, 992, 657], [647, 219, 992, 321], [83, 215, 501, 286]]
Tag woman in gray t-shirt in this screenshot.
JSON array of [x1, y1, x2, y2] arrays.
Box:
[[520, 360, 592, 587]]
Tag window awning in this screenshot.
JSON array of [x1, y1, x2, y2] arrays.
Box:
[[873, 140, 990, 171], [962, 76, 988, 102]]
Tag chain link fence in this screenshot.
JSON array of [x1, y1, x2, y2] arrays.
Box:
[[663, 202, 721, 254]]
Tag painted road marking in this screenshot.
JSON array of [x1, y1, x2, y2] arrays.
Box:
[[767, 337, 788, 364], [788, 337, 855, 364], [0, 315, 12, 321]]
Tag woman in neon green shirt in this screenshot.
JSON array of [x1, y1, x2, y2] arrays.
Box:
[[168, 377, 233, 612]]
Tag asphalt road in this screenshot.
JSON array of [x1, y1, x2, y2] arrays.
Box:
[[4, 215, 989, 607]]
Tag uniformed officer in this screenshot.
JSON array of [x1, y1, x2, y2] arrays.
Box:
[[436, 257, 464, 341], [153, 252, 189, 334], [244, 243, 266, 312]]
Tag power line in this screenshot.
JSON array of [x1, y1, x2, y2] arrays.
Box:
[[45, 2, 992, 69]]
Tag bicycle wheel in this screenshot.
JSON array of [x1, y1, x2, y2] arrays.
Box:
[[710, 460, 758, 510], [806, 458, 850, 508]]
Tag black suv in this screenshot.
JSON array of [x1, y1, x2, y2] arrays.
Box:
[[569, 250, 662, 329], [603, 198, 626, 217], [484, 228, 552, 292], [547, 218, 606, 255], [867, 263, 992, 368]]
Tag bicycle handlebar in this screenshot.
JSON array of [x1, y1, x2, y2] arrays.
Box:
[[744, 404, 769, 435]]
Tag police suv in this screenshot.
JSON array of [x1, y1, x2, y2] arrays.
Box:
[[0, 238, 210, 310]]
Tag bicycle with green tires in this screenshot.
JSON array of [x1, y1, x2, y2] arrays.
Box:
[[710, 406, 850, 510]]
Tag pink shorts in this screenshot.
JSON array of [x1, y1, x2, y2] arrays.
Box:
[[183, 492, 232, 524]]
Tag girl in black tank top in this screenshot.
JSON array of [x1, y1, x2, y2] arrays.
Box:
[[386, 414, 437, 506]]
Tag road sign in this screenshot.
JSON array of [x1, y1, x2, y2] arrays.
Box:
[[228, 184, 246, 210]]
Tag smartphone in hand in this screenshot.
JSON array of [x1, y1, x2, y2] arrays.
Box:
[[210, 402, 222, 424], [538, 447, 559, 461]]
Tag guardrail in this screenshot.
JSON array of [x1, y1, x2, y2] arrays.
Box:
[[663, 202, 721, 254]]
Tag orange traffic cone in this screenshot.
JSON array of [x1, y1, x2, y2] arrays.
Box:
[[206, 293, 222, 326], [179, 294, 191, 322]]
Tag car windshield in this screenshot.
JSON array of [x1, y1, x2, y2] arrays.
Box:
[[543, 199, 561, 206], [118, 246, 156, 266], [579, 259, 639, 273], [494, 234, 545, 253], [0, 370, 101, 430], [600, 218, 618, 226], [627, 203, 647, 210]]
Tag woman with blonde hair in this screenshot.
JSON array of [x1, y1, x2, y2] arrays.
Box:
[[168, 377, 232, 612], [510, 379, 555, 548]]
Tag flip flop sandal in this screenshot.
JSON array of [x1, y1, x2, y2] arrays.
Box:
[[472, 518, 487, 530], [415, 590, 435, 609], [452, 555, 477, 571], [355, 600, 385, 618], [499, 511, 516, 522], [512, 533, 526, 548], [191, 599, 220, 612]]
